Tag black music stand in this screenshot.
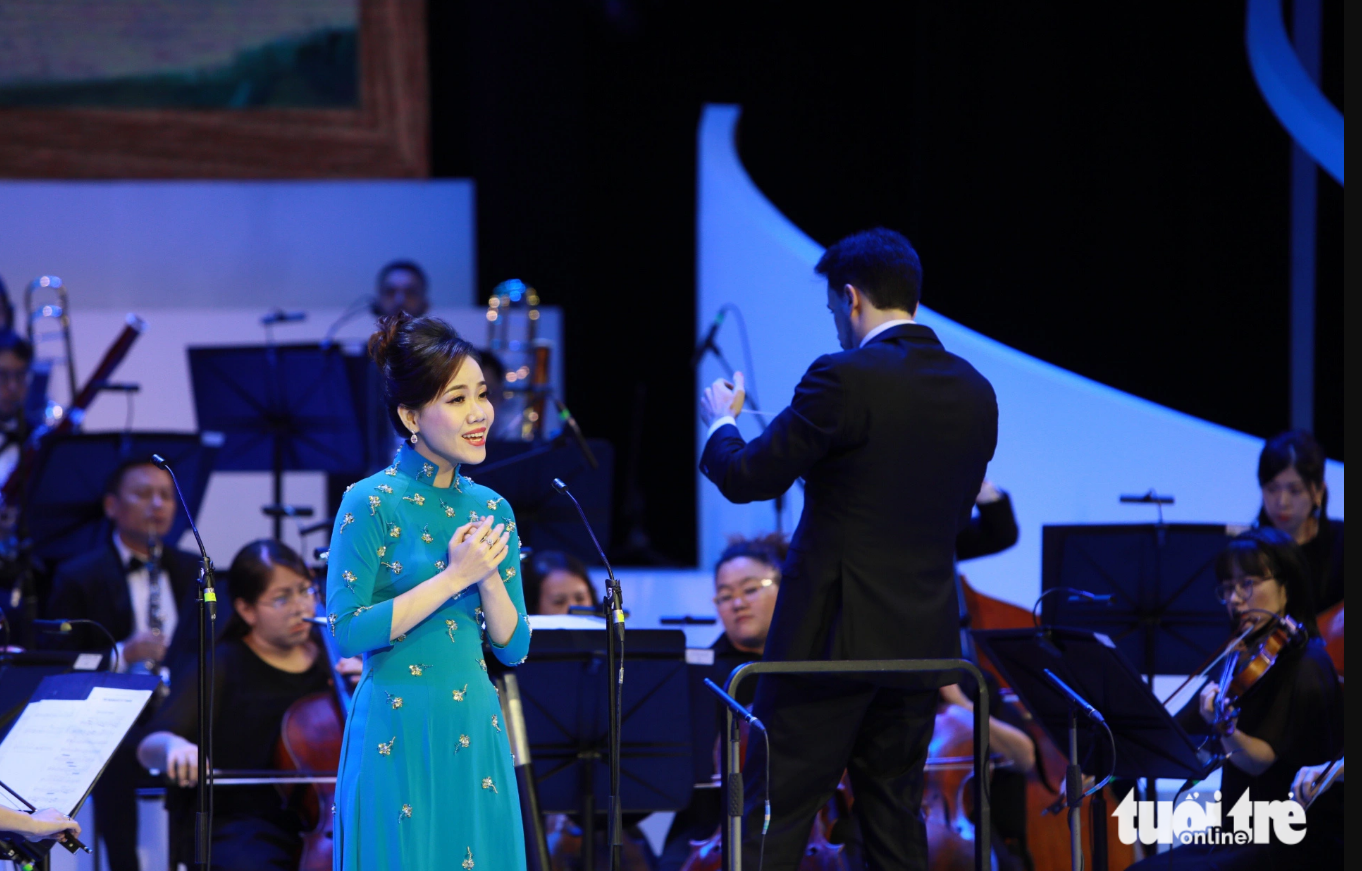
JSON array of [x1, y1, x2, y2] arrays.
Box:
[[973, 627, 1215, 871], [1041, 524, 1235, 682], [473, 439, 614, 567], [189, 344, 369, 539], [22, 432, 220, 566], [506, 626, 692, 871]]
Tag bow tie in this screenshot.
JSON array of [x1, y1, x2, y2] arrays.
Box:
[[126, 556, 148, 573]]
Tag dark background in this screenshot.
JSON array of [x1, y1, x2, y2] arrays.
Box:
[[429, 1, 1344, 566]]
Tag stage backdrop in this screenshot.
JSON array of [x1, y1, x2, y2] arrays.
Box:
[[696, 104, 1345, 611]]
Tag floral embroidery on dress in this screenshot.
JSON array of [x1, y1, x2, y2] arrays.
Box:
[[380, 560, 403, 576], [378, 736, 396, 755], [408, 663, 432, 676], [404, 493, 426, 507], [481, 777, 498, 794], [503, 567, 516, 580], [377, 545, 387, 558], [399, 804, 412, 820], [446, 619, 458, 642], [368, 495, 381, 515], [345, 483, 355, 493], [385, 464, 398, 477], [420, 462, 436, 479], [385, 692, 403, 709], [486, 497, 504, 511], [338, 513, 354, 533], [491, 715, 501, 732], [342, 570, 357, 589], [455, 734, 471, 753], [463, 848, 475, 870], [441, 500, 456, 518], [375, 484, 394, 494], [452, 684, 467, 702], [388, 523, 401, 539], [327, 613, 338, 636], [435, 560, 447, 570], [421, 525, 434, 543]]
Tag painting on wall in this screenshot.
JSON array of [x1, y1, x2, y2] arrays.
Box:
[[0, 0, 425, 178], [0, 0, 358, 109]]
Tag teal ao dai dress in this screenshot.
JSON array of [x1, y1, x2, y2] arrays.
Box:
[[328, 444, 531, 871]]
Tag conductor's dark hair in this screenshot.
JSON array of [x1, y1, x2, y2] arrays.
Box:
[[0, 328, 31, 363], [1256, 430, 1329, 525], [1214, 527, 1318, 637], [368, 312, 476, 437], [714, 532, 789, 582], [815, 228, 923, 313], [377, 260, 429, 292], [522, 550, 598, 615], [103, 457, 167, 497], [222, 539, 313, 640]]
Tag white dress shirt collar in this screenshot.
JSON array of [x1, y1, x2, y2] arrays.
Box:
[[859, 318, 916, 348]]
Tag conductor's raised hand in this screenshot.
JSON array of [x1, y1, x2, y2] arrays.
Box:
[[444, 517, 510, 595], [699, 371, 745, 427]]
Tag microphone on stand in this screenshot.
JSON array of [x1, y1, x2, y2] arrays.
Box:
[[260, 309, 306, 326], [552, 398, 599, 470], [690, 310, 726, 367], [703, 678, 765, 731]]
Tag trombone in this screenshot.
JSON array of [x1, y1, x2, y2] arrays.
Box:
[[25, 275, 77, 410]]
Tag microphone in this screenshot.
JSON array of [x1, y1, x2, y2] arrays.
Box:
[[151, 454, 216, 619], [261, 309, 306, 325], [33, 619, 74, 633], [703, 678, 765, 731], [690, 310, 726, 367], [34, 619, 120, 671], [552, 478, 621, 622], [552, 398, 599, 470], [262, 504, 315, 518], [1067, 591, 1113, 604], [1042, 668, 1105, 724], [1119, 491, 1174, 505], [93, 381, 141, 393]]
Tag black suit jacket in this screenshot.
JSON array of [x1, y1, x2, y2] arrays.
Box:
[[46, 537, 204, 675], [701, 323, 997, 663]]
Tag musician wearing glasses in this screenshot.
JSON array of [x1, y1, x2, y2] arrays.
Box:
[[658, 534, 784, 871], [138, 540, 333, 871], [1128, 528, 1342, 869], [44, 459, 202, 871]]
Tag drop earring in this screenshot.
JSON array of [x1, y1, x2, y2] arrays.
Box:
[[410, 432, 419, 445]]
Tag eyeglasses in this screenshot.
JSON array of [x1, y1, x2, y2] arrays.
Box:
[[714, 577, 775, 608], [1214, 576, 1271, 605], [265, 584, 318, 610]]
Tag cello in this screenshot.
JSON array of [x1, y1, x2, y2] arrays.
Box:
[[959, 575, 1136, 871], [272, 579, 354, 871]]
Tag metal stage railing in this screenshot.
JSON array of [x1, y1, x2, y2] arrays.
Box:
[[722, 658, 991, 871]]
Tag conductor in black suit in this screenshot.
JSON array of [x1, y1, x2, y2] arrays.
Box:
[[699, 228, 998, 870], [46, 459, 203, 871]]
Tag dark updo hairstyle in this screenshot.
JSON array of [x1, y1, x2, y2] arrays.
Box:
[[1213, 527, 1318, 636], [522, 550, 599, 615], [714, 532, 789, 581], [221, 539, 313, 640], [368, 312, 476, 438], [1255, 430, 1328, 526]]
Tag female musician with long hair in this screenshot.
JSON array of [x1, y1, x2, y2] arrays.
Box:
[[1127, 527, 1342, 869], [1254, 430, 1343, 610], [137, 539, 333, 870], [328, 313, 530, 870]]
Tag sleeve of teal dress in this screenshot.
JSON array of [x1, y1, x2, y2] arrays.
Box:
[[488, 503, 531, 666], [326, 488, 397, 658]]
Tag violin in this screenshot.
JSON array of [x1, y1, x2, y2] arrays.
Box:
[[1210, 611, 1307, 732], [272, 584, 354, 871]]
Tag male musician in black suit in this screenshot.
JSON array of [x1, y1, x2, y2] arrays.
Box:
[[699, 228, 998, 871], [46, 458, 203, 871]]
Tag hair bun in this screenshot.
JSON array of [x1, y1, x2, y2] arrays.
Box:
[[368, 311, 413, 368]]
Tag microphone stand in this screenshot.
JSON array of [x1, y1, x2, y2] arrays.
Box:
[[152, 454, 217, 869], [552, 477, 624, 871]]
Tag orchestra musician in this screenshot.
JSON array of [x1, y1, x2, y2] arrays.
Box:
[[699, 228, 998, 871], [136, 539, 334, 871], [45, 458, 203, 871], [1126, 526, 1343, 869], [1254, 430, 1343, 611], [522, 550, 600, 615], [0, 806, 81, 843], [658, 533, 784, 871], [374, 260, 431, 318]]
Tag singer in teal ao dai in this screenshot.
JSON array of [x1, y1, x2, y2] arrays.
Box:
[[327, 444, 531, 871]]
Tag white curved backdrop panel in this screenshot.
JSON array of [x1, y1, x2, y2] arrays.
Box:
[[696, 104, 1344, 608]]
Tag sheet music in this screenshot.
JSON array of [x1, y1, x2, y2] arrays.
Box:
[[0, 687, 152, 814]]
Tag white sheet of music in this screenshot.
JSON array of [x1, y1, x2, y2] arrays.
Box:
[[0, 686, 153, 814]]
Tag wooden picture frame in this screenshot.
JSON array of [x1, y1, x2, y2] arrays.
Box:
[[0, 0, 428, 178]]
